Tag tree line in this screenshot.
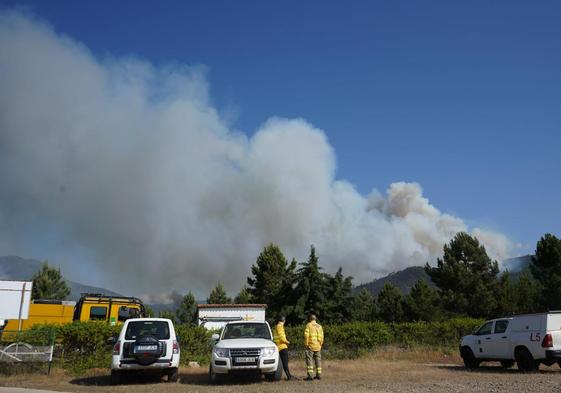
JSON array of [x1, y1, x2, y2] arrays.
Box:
[[31, 232, 561, 326], [172, 232, 561, 325]]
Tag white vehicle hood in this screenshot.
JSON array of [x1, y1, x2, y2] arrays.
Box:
[[216, 338, 275, 349]]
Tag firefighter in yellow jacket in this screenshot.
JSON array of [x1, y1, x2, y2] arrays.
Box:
[[273, 315, 293, 380], [304, 313, 324, 380]]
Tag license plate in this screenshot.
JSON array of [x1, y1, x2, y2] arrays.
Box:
[[235, 357, 255, 363], [136, 345, 158, 351]]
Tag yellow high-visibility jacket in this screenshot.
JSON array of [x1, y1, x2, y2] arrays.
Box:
[[273, 321, 290, 351], [304, 321, 324, 352]]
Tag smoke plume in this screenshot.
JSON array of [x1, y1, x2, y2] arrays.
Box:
[[0, 11, 513, 296]]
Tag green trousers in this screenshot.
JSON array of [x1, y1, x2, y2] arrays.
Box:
[[305, 349, 322, 376]]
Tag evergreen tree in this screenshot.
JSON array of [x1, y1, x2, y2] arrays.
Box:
[[293, 245, 327, 323], [31, 262, 71, 300], [377, 283, 405, 323], [207, 283, 231, 304], [425, 232, 500, 318], [352, 288, 376, 321], [530, 233, 561, 310], [322, 267, 354, 323], [512, 272, 540, 314], [246, 244, 296, 320], [403, 280, 441, 321], [495, 272, 517, 316], [234, 285, 253, 304], [176, 291, 197, 325]]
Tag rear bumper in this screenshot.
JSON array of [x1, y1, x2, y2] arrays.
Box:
[[111, 355, 179, 370], [545, 350, 561, 360]]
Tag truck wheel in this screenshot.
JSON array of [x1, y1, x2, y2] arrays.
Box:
[[110, 370, 122, 385], [516, 348, 538, 372], [209, 365, 224, 384], [167, 367, 179, 382], [500, 360, 514, 369], [265, 362, 282, 381], [461, 347, 480, 369]]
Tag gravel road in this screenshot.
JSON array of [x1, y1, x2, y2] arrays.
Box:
[[1, 355, 561, 393]]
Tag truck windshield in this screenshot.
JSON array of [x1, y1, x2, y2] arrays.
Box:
[[125, 321, 170, 340], [222, 323, 271, 340]]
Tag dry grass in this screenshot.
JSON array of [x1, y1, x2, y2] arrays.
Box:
[[1, 350, 561, 393]]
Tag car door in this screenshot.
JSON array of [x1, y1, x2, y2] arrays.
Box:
[[475, 321, 495, 358], [488, 319, 511, 359]]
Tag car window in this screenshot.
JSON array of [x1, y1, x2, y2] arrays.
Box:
[[494, 320, 509, 334], [125, 321, 170, 340], [477, 321, 493, 335], [222, 323, 271, 340], [89, 306, 107, 320]]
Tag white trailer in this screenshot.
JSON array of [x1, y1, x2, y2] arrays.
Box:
[[197, 304, 267, 330], [0, 280, 33, 331]]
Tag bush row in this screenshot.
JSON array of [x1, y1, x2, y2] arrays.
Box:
[[2, 318, 482, 372]]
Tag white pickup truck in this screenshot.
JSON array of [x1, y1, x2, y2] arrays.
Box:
[[209, 321, 281, 383], [460, 312, 561, 371]]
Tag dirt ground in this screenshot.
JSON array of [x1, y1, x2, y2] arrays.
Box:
[[1, 350, 561, 393]]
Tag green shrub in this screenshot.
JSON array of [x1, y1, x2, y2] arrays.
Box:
[[1, 318, 484, 374], [175, 324, 213, 365]]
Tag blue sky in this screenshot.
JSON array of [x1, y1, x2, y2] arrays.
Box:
[[2, 0, 560, 253]]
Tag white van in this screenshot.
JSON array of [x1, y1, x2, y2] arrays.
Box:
[[110, 318, 180, 384], [460, 312, 561, 371]]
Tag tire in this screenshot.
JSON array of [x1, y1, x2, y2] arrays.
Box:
[[110, 370, 122, 385], [461, 347, 480, 369], [167, 367, 178, 382], [500, 360, 514, 369], [516, 348, 539, 372], [131, 336, 163, 366], [209, 364, 224, 384], [264, 362, 282, 382]]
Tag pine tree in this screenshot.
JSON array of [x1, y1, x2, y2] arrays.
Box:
[[425, 232, 500, 318], [246, 244, 296, 321], [403, 280, 441, 321], [176, 291, 197, 325], [31, 262, 71, 300], [293, 245, 327, 323], [352, 288, 376, 321], [323, 267, 354, 323], [234, 285, 253, 304], [207, 283, 231, 304], [377, 283, 405, 323], [512, 272, 540, 314], [531, 233, 561, 310]]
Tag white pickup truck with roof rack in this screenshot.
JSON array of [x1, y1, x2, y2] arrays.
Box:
[[460, 312, 561, 371]]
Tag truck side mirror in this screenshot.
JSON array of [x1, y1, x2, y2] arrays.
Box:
[[211, 333, 220, 341]]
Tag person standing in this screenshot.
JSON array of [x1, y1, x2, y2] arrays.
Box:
[[304, 313, 323, 381], [273, 315, 293, 380]]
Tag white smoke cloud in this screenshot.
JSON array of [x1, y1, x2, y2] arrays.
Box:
[[0, 11, 514, 297]]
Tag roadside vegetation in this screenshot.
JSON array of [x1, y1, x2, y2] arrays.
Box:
[[6, 231, 559, 375]]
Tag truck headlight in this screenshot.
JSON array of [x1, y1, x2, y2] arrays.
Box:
[[213, 348, 229, 358], [261, 347, 276, 357]]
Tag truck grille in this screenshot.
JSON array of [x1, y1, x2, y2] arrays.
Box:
[[230, 348, 261, 357]]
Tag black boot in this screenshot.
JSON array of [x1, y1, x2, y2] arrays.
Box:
[[305, 375, 314, 381], [315, 375, 321, 380]]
